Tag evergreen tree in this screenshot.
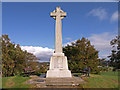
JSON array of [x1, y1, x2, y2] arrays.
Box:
[[2, 35, 37, 77], [63, 37, 101, 74], [108, 35, 120, 69]]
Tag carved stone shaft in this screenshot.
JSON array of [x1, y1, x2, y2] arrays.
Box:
[[51, 7, 66, 53], [46, 7, 71, 78]]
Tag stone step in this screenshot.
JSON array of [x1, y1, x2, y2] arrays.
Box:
[[46, 82, 74, 86], [46, 78, 74, 82], [45, 77, 84, 86]]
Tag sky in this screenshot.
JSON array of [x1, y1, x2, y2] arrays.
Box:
[[2, 2, 118, 62]]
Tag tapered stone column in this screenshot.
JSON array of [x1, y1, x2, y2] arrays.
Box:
[[55, 8, 62, 53], [46, 7, 72, 78]]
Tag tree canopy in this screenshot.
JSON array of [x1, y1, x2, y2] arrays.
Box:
[[2, 35, 38, 77], [63, 37, 101, 74], [108, 35, 120, 69]]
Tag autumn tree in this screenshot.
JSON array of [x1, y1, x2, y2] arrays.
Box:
[[2, 35, 38, 77], [63, 37, 101, 74]]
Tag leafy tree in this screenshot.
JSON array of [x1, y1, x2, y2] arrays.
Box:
[[63, 37, 101, 74], [2, 35, 37, 77], [108, 35, 120, 69]]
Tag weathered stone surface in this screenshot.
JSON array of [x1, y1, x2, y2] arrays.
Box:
[[46, 7, 72, 78], [51, 7, 66, 53], [26, 77, 86, 88], [46, 77, 85, 86], [47, 55, 72, 77]]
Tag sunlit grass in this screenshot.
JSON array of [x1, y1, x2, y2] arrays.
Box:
[[2, 71, 119, 88], [2, 76, 31, 88], [79, 71, 119, 88]]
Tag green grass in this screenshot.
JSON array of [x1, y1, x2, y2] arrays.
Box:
[[2, 76, 31, 88], [79, 71, 119, 88], [2, 71, 119, 88]]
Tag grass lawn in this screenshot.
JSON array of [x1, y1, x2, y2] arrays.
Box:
[[2, 76, 31, 88], [76, 71, 119, 88], [2, 71, 119, 88]]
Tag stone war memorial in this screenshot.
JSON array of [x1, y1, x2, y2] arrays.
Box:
[[45, 7, 84, 86], [46, 7, 72, 78], [26, 7, 84, 87], [2, 3, 118, 89]]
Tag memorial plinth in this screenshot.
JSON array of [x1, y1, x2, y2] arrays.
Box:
[[46, 55, 72, 77], [46, 7, 72, 78]]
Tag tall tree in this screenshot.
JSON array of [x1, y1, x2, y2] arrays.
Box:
[[63, 37, 101, 74], [2, 35, 37, 77], [108, 35, 120, 69]]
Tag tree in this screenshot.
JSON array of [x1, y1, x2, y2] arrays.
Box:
[[63, 37, 101, 74], [108, 35, 120, 69], [2, 35, 38, 77]]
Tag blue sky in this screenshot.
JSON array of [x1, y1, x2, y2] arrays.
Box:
[[2, 2, 118, 61]]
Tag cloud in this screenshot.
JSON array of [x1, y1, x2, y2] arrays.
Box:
[[21, 46, 54, 62], [65, 37, 72, 41], [21, 32, 116, 61], [110, 11, 118, 22], [63, 40, 76, 47], [88, 32, 116, 51], [99, 53, 110, 59], [64, 32, 116, 59], [64, 32, 115, 51], [87, 7, 107, 20], [88, 32, 116, 59]]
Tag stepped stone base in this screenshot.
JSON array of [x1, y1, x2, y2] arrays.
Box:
[[26, 77, 86, 88], [46, 77, 85, 86]]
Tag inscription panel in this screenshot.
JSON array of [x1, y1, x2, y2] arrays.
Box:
[[58, 57, 63, 69], [54, 57, 58, 68], [54, 56, 63, 69]]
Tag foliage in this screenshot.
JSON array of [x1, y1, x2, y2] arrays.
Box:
[[101, 67, 108, 72], [63, 37, 101, 74], [37, 62, 49, 74], [108, 35, 120, 69], [2, 35, 38, 77]]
